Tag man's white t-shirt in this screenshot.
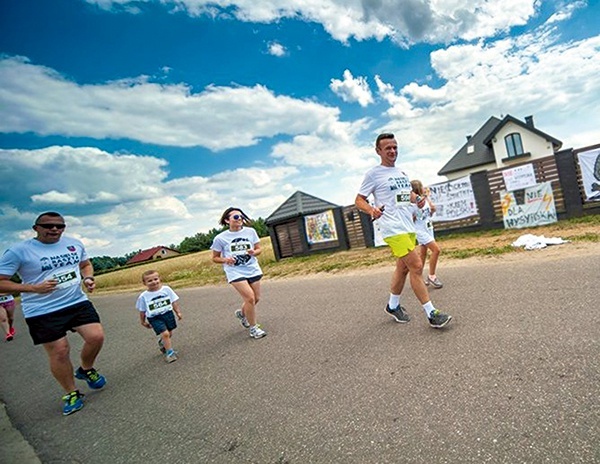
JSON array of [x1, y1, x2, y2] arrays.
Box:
[[0, 237, 89, 318], [210, 227, 262, 283], [358, 165, 416, 239], [136, 285, 179, 319]]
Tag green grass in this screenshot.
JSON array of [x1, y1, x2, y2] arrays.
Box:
[[94, 214, 599, 294]]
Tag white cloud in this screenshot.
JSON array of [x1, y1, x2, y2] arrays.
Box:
[[86, 0, 539, 45], [0, 146, 314, 256], [374, 30, 600, 171], [546, 1, 586, 25], [267, 41, 287, 56], [330, 69, 374, 107], [0, 57, 343, 150]]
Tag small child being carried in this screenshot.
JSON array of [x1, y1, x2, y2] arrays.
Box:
[[135, 270, 183, 363]]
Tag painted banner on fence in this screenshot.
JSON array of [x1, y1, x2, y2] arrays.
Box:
[[500, 181, 557, 229], [502, 163, 537, 191], [577, 148, 600, 201], [428, 176, 478, 222], [305, 210, 338, 244]]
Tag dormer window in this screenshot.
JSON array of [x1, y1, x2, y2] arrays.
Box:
[[504, 133, 524, 158], [467, 145, 474, 154]]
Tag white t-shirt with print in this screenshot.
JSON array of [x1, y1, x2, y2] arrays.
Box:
[[0, 237, 89, 318], [210, 227, 262, 283], [414, 201, 435, 245], [358, 165, 416, 239], [136, 285, 180, 319]]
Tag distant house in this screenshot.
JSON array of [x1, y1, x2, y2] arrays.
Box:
[[438, 114, 562, 180], [126, 246, 180, 265]]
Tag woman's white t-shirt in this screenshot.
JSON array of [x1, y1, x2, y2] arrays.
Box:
[[210, 227, 262, 283]]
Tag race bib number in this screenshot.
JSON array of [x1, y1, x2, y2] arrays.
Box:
[[395, 190, 411, 207], [53, 269, 79, 289], [426, 221, 432, 230], [147, 297, 173, 317], [231, 243, 251, 256]]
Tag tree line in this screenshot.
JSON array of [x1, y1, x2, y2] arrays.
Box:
[[91, 217, 269, 273]]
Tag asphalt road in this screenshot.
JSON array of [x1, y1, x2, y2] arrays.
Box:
[[1, 246, 599, 463]]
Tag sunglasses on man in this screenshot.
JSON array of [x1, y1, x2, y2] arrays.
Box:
[[35, 223, 66, 230]]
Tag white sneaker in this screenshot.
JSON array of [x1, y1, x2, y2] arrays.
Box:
[[249, 325, 267, 339], [427, 276, 443, 289], [234, 309, 251, 328]]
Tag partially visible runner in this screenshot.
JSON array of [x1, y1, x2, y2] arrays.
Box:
[[355, 133, 452, 328], [136, 270, 183, 363], [0, 212, 106, 415], [0, 293, 16, 341], [211, 207, 267, 339], [411, 179, 443, 289]]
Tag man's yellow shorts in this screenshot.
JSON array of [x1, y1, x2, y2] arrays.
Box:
[[383, 232, 417, 258]]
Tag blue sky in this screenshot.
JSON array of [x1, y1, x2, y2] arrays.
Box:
[[1, 0, 599, 257]]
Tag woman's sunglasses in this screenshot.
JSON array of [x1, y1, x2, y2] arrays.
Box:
[[229, 214, 243, 221]]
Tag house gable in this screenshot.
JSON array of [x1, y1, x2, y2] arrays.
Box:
[[438, 114, 562, 179], [266, 191, 339, 225], [437, 116, 500, 177]]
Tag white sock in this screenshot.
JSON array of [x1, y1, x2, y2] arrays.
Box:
[[422, 301, 435, 317], [388, 294, 400, 309]]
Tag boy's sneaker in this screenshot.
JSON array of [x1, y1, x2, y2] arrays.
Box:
[[75, 367, 106, 390], [158, 338, 166, 354], [427, 276, 443, 289], [234, 309, 251, 328], [384, 304, 410, 323], [165, 351, 178, 363], [5, 333, 13, 342], [249, 325, 267, 339], [62, 390, 85, 416], [428, 310, 452, 328]]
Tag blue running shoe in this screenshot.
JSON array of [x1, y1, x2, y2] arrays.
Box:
[[384, 304, 410, 323], [62, 390, 85, 416], [428, 310, 452, 328], [75, 367, 106, 390]]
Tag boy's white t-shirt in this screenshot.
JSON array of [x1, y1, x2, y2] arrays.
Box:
[[210, 227, 262, 283], [136, 285, 179, 319], [358, 165, 416, 239]]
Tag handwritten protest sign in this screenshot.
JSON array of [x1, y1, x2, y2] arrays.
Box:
[[500, 181, 557, 229], [502, 164, 537, 191], [428, 176, 478, 222]]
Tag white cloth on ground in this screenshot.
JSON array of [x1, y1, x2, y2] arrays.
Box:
[[511, 234, 570, 250]]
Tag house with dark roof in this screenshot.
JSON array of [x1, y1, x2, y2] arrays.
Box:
[[266, 191, 359, 260], [438, 114, 562, 180], [126, 246, 180, 265]]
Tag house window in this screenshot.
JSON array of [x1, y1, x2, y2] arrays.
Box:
[[504, 133, 524, 158]]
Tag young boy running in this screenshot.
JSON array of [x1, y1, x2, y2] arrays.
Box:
[[136, 270, 183, 363]]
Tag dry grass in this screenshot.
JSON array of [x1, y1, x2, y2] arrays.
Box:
[[94, 215, 599, 294]]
